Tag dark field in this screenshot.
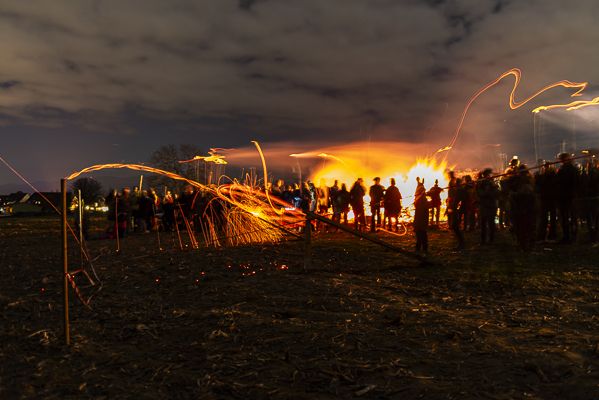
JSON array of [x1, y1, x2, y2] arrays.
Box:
[[1, 216, 598, 399]]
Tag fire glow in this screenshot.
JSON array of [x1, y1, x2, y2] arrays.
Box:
[[296, 142, 450, 219]]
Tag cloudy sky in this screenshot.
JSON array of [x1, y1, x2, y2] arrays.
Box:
[[1, 0, 599, 190]]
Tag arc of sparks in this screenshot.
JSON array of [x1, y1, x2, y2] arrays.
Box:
[[445, 68, 588, 154], [252, 140, 284, 216], [66, 162, 303, 225], [317, 152, 347, 165]]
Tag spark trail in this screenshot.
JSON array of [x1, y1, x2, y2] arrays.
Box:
[[66, 162, 306, 246], [445, 67, 591, 155]]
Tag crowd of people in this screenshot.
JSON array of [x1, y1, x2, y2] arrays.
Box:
[[104, 186, 225, 239], [100, 152, 599, 255]]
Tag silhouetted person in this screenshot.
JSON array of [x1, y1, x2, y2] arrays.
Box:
[[413, 179, 430, 254], [535, 161, 558, 241], [138, 190, 154, 233], [317, 178, 330, 215], [281, 185, 294, 205], [499, 156, 520, 230], [162, 191, 175, 231], [335, 183, 351, 225], [292, 183, 302, 209], [476, 168, 499, 245], [556, 153, 579, 243], [584, 159, 599, 243], [106, 188, 117, 237], [383, 178, 402, 231], [369, 177, 385, 232], [463, 175, 476, 231], [272, 179, 284, 198], [117, 187, 131, 238], [510, 166, 536, 251], [179, 185, 196, 226], [426, 179, 443, 226], [350, 178, 366, 231], [450, 178, 466, 250], [445, 171, 457, 228]]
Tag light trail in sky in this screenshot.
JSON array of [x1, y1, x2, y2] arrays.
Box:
[[444, 67, 596, 156]]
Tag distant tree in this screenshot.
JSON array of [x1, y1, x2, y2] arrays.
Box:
[[71, 178, 103, 204], [148, 144, 204, 192]]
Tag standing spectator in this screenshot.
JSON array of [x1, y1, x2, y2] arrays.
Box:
[[463, 175, 477, 231], [413, 179, 430, 254], [317, 179, 330, 215], [510, 166, 536, 251], [281, 185, 294, 206], [445, 171, 457, 228], [350, 178, 367, 231], [162, 191, 175, 231], [450, 179, 466, 250], [369, 177, 385, 232], [426, 179, 443, 226], [476, 168, 500, 245], [335, 183, 351, 225], [556, 153, 579, 244], [117, 188, 131, 238], [535, 162, 558, 241], [383, 178, 402, 231]]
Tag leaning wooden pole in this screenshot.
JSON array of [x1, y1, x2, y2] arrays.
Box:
[[61, 178, 71, 346], [306, 211, 426, 263], [303, 215, 312, 271]]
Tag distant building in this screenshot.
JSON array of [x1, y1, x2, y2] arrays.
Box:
[[1, 191, 72, 215], [0, 191, 28, 215]]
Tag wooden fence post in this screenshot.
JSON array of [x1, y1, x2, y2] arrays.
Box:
[[61, 178, 71, 346]]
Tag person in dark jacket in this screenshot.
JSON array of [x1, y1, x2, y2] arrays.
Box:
[[335, 183, 351, 225], [413, 178, 430, 254], [383, 178, 402, 231], [476, 168, 500, 245], [369, 177, 385, 232], [350, 178, 366, 231], [556, 153, 579, 243], [281, 185, 294, 206], [117, 187, 131, 238], [137, 190, 154, 233], [162, 191, 175, 232], [426, 179, 443, 226], [586, 159, 599, 243], [450, 178, 466, 250], [534, 162, 558, 241], [510, 166, 536, 251]]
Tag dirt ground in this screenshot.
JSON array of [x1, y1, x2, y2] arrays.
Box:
[[1, 216, 598, 399]]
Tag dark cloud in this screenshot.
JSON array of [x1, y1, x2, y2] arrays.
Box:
[[0, 80, 21, 89], [1, 0, 599, 188]]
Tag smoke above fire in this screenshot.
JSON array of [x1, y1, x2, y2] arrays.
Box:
[[219, 140, 452, 204]]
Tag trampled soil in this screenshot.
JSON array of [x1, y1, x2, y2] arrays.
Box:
[[1, 216, 598, 399]]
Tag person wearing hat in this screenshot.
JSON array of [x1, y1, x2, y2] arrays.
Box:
[[369, 177, 385, 232], [476, 168, 500, 245]]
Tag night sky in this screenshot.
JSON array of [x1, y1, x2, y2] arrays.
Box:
[[1, 0, 599, 191]]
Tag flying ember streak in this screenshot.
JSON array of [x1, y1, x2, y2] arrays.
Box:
[[66, 162, 305, 246], [445, 67, 593, 153], [533, 95, 599, 113]]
